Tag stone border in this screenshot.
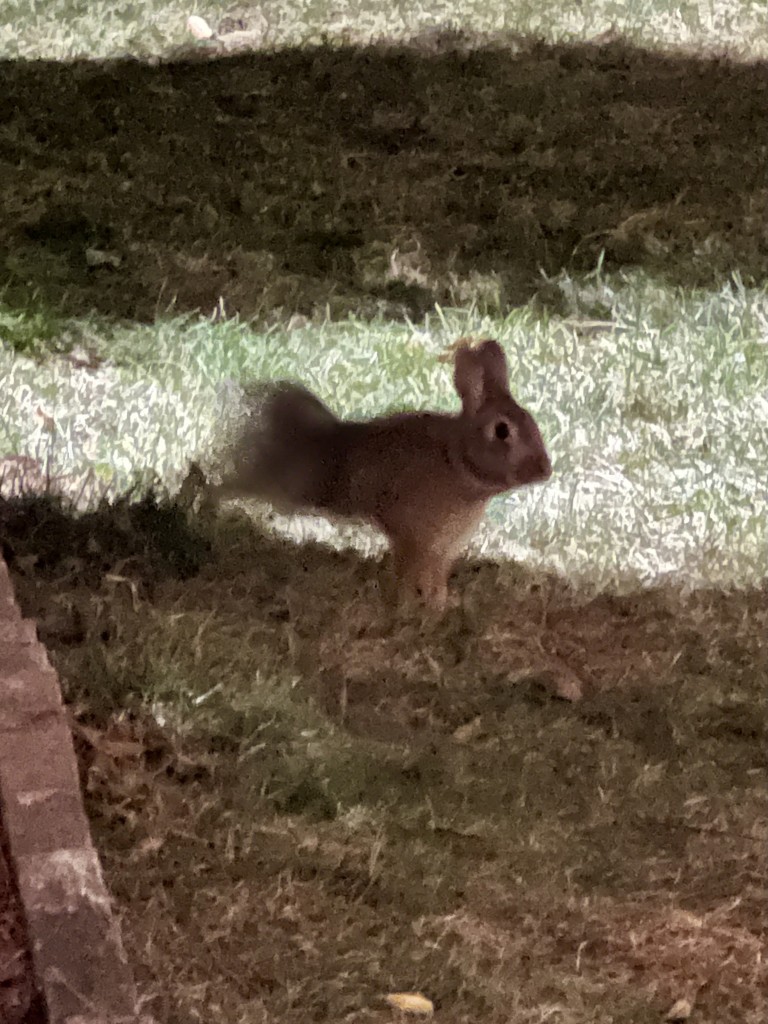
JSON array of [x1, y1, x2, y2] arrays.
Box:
[[0, 556, 149, 1024]]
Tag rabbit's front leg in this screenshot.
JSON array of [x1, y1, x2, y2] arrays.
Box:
[[388, 533, 452, 612]]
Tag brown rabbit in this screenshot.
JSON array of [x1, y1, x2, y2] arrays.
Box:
[[210, 338, 552, 609]]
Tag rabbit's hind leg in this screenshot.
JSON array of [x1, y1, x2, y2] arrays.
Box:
[[177, 461, 221, 517]]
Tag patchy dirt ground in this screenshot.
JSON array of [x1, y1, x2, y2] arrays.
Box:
[[0, 817, 44, 1024], [1, 494, 766, 1023], [2, 33, 768, 322]]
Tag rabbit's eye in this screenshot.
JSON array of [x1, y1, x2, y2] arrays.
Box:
[[494, 421, 510, 440]]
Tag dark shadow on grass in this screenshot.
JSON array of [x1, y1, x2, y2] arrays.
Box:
[[0, 490, 211, 601], [1, 34, 768, 323], [2, 491, 764, 771], [2, 492, 765, 1022]]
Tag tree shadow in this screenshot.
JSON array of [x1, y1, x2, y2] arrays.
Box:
[[1, 35, 767, 322], [2, 491, 762, 1024], [2, 490, 764, 800]]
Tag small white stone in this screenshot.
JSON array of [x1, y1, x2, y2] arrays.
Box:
[[187, 14, 214, 40]]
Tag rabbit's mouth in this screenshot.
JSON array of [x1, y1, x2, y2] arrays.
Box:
[[457, 448, 551, 494], [455, 452, 520, 495]]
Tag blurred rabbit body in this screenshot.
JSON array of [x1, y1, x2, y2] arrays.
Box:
[[214, 339, 552, 608]]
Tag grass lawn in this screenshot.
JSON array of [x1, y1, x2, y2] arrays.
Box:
[[0, 2, 766, 1023], [3, 0, 768, 59]]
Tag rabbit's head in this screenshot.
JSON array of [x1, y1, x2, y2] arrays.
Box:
[[453, 339, 552, 494]]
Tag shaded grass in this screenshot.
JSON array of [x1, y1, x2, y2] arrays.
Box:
[[0, 296, 70, 358], [1, 494, 765, 1023], [2, 37, 768, 323]]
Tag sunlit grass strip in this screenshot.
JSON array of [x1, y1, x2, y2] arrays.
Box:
[[2, 0, 768, 61], [1, 268, 766, 591]]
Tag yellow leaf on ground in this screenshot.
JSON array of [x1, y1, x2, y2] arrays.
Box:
[[665, 997, 693, 1021], [385, 992, 435, 1015]]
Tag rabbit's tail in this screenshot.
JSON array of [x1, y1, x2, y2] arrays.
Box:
[[226, 381, 341, 510], [259, 381, 339, 439]]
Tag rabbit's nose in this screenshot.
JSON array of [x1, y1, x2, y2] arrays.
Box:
[[521, 452, 552, 482]]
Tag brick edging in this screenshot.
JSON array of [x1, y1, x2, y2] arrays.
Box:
[[0, 556, 150, 1024]]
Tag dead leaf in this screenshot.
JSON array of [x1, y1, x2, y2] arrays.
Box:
[[136, 836, 165, 857], [35, 407, 56, 432], [85, 247, 121, 268], [385, 992, 434, 1016], [452, 716, 483, 744], [666, 998, 693, 1021], [545, 657, 585, 702], [70, 718, 146, 760]]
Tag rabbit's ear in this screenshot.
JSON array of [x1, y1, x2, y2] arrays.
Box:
[[454, 339, 510, 414]]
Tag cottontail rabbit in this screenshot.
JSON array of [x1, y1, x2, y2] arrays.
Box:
[[209, 338, 551, 608]]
